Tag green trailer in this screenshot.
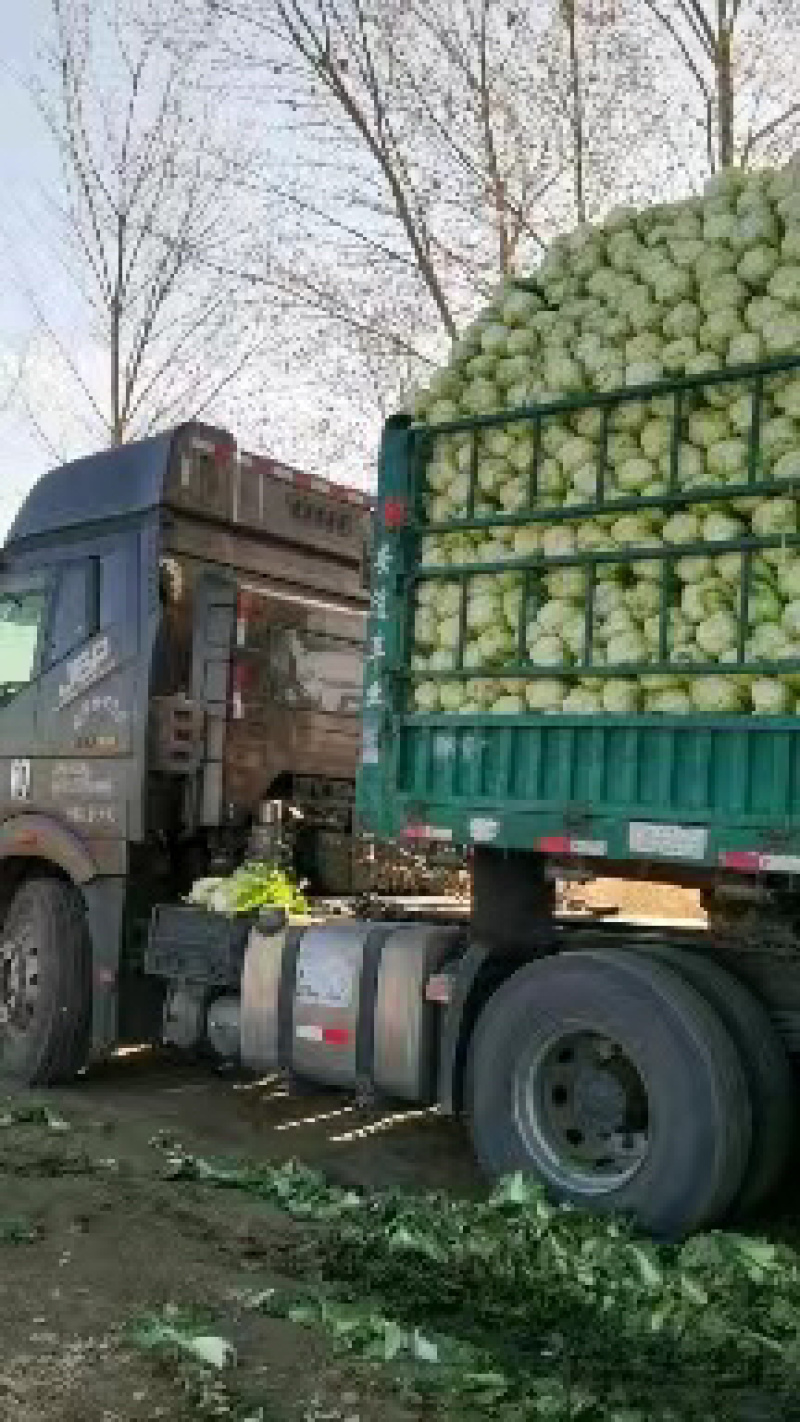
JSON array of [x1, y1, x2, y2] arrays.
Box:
[[354, 355, 800, 1234], [359, 355, 800, 862]]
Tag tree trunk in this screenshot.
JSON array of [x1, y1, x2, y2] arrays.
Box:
[[111, 213, 125, 445], [561, 0, 586, 224], [716, 3, 735, 168], [477, 1, 510, 274], [110, 299, 122, 445]]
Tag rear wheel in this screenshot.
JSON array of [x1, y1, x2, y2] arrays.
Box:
[[0, 878, 91, 1085], [467, 948, 752, 1236], [642, 943, 795, 1216]]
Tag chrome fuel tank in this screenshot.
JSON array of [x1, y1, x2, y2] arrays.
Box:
[[240, 919, 460, 1101]]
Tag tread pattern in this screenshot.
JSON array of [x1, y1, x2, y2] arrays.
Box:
[[0, 877, 91, 1085], [643, 943, 795, 1215]]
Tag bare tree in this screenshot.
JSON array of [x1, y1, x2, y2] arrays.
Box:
[[121, 0, 675, 478], [637, 0, 800, 172], [398, 1, 561, 278], [33, 0, 258, 449], [193, 0, 583, 346], [230, 0, 461, 338]]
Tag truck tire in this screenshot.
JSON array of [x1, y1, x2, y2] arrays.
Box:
[[641, 943, 795, 1216], [0, 878, 91, 1085], [466, 948, 751, 1236]]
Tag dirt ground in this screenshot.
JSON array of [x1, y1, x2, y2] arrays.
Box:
[[574, 877, 704, 921], [0, 1053, 480, 1422]]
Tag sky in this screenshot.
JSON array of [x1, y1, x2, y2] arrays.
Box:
[[0, 0, 60, 537], [0, 0, 385, 539]]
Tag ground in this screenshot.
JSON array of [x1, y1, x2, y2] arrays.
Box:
[[0, 1050, 479, 1422], [566, 877, 703, 921]]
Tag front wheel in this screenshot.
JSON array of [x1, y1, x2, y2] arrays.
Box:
[[466, 948, 752, 1237], [0, 878, 91, 1085]]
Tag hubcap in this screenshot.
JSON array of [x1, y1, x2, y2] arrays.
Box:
[[0, 923, 39, 1032], [514, 1029, 649, 1195]]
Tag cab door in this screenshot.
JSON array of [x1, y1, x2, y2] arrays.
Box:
[[0, 574, 49, 814]]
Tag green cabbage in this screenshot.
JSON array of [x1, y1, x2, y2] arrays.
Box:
[[410, 160, 800, 720]]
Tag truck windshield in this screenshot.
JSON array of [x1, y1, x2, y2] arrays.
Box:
[[271, 627, 362, 713], [0, 587, 46, 702]]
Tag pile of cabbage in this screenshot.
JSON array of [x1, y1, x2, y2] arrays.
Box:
[[187, 863, 309, 916], [410, 160, 800, 717]]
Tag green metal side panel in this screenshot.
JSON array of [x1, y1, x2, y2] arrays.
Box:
[[356, 364, 800, 875], [382, 713, 800, 868]]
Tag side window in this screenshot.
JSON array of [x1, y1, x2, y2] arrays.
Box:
[[44, 563, 95, 668], [99, 549, 128, 630], [0, 585, 47, 700]]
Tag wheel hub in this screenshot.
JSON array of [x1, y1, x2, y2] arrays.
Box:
[[514, 1029, 649, 1194], [572, 1063, 628, 1133], [0, 925, 39, 1031]]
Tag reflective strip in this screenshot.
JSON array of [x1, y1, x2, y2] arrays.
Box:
[[295, 1024, 322, 1042], [570, 839, 607, 857], [538, 836, 607, 857], [403, 823, 453, 842], [720, 851, 762, 871], [323, 1026, 351, 1047], [295, 1024, 350, 1046], [721, 850, 800, 874], [762, 854, 800, 873]]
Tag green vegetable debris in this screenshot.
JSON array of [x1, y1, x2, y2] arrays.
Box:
[[186, 862, 309, 916], [158, 1143, 800, 1419], [0, 1216, 39, 1244], [131, 1307, 236, 1371]]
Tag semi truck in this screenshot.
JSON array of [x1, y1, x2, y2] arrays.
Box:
[[0, 423, 371, 1075], [3, 366, 800, 1237]]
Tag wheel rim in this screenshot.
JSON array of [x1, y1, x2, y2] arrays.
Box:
[[513, 1029, 650, 1195], [0, 919, 39, 1034]]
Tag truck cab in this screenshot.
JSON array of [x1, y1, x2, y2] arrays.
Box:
[[0, 422, 371, 1083]]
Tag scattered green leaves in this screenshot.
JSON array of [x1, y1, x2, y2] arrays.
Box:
[[131, 1307, 236, 1371], [158, 1141, 800, 1420], [0, 1216, 39, 1244], [0, 1101, 71, 1132], [162, 1145, 361, 1221]]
